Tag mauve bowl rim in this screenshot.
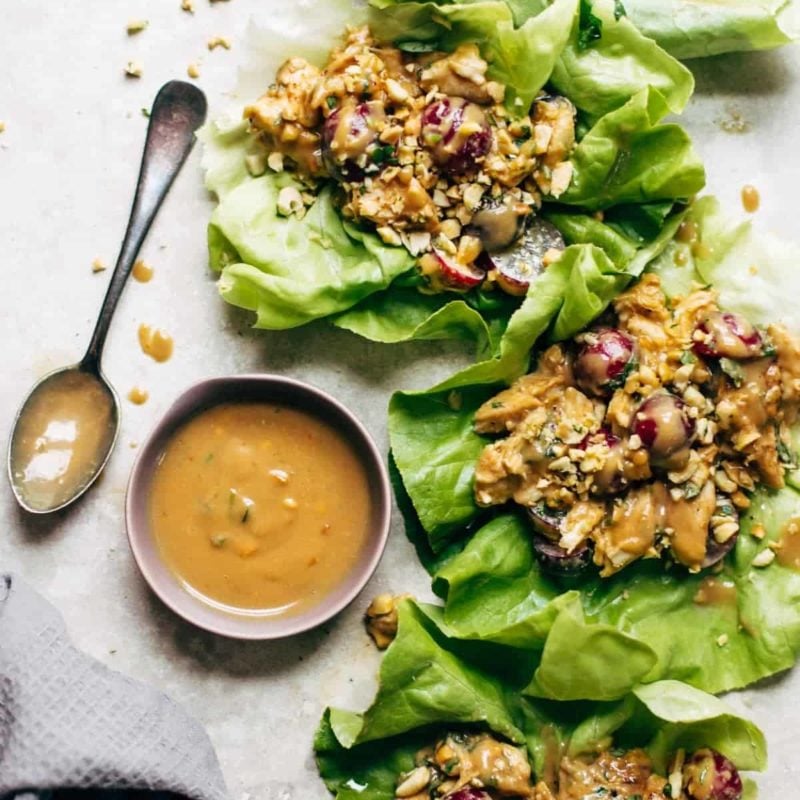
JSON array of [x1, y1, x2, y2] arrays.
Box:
[[124, 373, 392, 640]]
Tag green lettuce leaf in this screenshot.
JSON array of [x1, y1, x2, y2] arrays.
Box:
[[624, 0, 800, 60], [434, 492, 800, 696], [368, 0, 579, 111], [315, 598, 765, 800], [561, 87, 706, 210], [549, 0, 695, 118], [389, 193, 800, 695], [207, 176, 415, 328]]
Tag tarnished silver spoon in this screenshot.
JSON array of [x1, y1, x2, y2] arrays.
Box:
[[7, 80, 207, 514]]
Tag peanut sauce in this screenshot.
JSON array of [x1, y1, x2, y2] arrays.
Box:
[[693, 577, 737, 607], [741, 184, 760, 214], [127, 387, 149, 405], [132, 259, 154, 282], [138, 324, 173, 362], [777, 517, 800, 570], [148, 402, 372, 615], [10, 371, 115, 511]]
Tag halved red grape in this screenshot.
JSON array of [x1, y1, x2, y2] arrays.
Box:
[[467, 196, 529, 252], [574, 328, 637, 397], [693, 311, 764, 360], [433, 249, 485, 290], [683, 749, 742, 800], [632, 392, 696, 468], [526, 504, 566, 540], [478, 217, 564, 296], [530, 531, 593, 576], [322, 101, 387, 180], [702, 529, 738, 569], [421, 97, 492, 174], [447, 788, 491, 800]]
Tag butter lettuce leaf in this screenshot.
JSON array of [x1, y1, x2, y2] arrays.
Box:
[[624, 0, 800, 60], [433, 492, 800, 696], [315, 599, 765, 800], [549, 0, 695, 118], [560, 87, 705, 210]]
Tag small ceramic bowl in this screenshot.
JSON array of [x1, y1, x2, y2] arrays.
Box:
[[125, 374, 391, 639]]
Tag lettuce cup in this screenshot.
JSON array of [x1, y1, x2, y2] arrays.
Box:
[[389, 198, 800, 696], [315, 599, 765, 800]]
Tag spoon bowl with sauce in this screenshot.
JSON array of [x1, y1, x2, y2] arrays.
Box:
[[126, 374, 391, 639], [7, 81, 207, 514]]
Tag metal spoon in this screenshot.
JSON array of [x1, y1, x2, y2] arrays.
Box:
[[7, 80, 207, 514]]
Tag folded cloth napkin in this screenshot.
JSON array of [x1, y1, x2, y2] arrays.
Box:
[[0, 574, 228, 800]]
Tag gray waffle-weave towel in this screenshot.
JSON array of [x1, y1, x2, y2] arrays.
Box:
[[0, 573, 228, 800]]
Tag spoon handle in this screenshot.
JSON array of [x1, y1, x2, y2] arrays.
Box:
[[82, 80, 207, 370]]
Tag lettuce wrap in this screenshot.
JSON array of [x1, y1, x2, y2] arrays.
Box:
[[315, 599, 766, 800], [201, 0, 706, 349], [388, 197, 800, 696]]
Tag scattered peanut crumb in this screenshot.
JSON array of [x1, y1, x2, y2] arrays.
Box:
[[0, 122, 6, 134], [716, 633, 729, 647], [187, 62, 201, 79], [129, 441, 139, 449], [207, 35, 232, 50], [126, 19, 149, 35], [750, 523, 766, 540], [124, 61, 143, 78], [752, 549, 776, 568], [181, 0, 195, 11], [92, 258, 108, 273]]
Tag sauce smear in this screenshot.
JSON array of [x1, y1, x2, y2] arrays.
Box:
[[132, 259, 154, 283], [10, 371, 116, 511], [138, 324, 173, 362], [148, 402, 372, 616], [777, 518, 800, 570], [693, 577, 737, 607], [741, 184, 760, 214]]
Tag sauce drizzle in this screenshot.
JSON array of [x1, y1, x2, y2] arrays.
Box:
[[138, 324, 173, 362]]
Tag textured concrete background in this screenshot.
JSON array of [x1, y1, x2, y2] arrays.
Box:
[[0, 2, 797, 797]]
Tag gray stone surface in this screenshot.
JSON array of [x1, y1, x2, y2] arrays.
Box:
[[0, 2, 797, 797]]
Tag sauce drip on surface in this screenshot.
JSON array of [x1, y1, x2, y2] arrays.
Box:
[[11, 371, 115, 511], [148, 402, 373, 616], [128, 387, 149, 405], [741, 184, 760, 214], [138, 324, 173, 362], [132, 259, 154, 283]]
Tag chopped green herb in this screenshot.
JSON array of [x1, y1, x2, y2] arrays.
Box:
[[204, 452, 215, 463], [396, 40, 437, 53], [578, 0, 603, 50], [684, 482, 701, 500], [720, 357, 745, 387], [777, 438, 796, 466], [371, 144, 398, 166], [326, 96, 338, 110], [241, 507, 250, 523], [424, 132, 443, 146], [210, 533, 227, 547], [490, 401, 504, 409], [607, 357, 637, 391], [614, 0, 627, 20], [141, 107, 151, 118], [680, 350, 697, 365]]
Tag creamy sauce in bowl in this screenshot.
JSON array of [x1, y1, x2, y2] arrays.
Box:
[[10, 370, 116, 512], [148, 401, 373, 617]]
